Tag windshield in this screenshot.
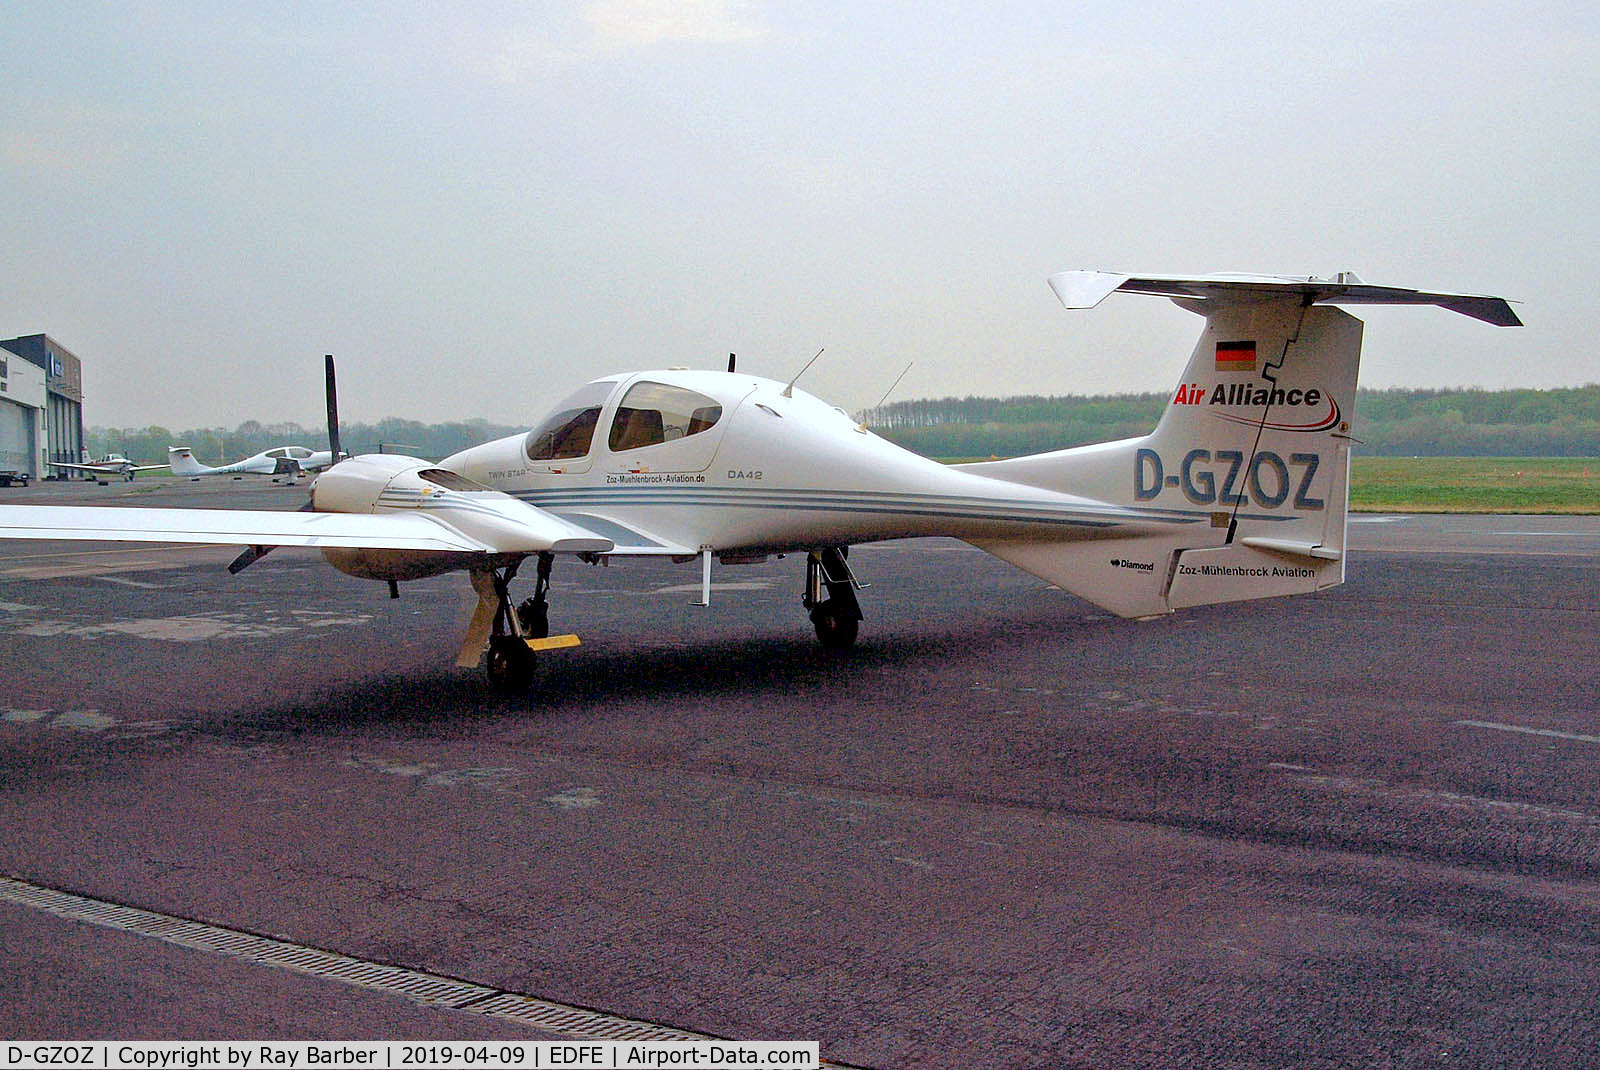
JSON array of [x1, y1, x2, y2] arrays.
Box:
[[525, 380, 618, 461]]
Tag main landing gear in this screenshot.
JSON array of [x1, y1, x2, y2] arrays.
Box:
[[471, 552, 561, 694], [804, 546, 866, 651]]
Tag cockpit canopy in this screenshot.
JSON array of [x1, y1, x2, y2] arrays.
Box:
[[607, 381, 722, 452], [265, 446, 314, 460], [525, 378, 723, 462], [525, 380, 616, 461]]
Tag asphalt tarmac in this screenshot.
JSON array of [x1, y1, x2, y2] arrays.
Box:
[[2, 476, 1599, 1068]]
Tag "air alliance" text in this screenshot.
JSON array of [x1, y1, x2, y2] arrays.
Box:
[[1172, 383, 1324, 407]]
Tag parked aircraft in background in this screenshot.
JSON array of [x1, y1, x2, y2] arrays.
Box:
[[0, 272, 1519, 693], [168, 445, 344, 481], [46, 454, 170, 482]]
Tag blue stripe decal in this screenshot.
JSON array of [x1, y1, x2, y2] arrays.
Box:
[[380, 484, 1296, 531], [507, 485, 1292, 526], [520, 494, 1119, 526]]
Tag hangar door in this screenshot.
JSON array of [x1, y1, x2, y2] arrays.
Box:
[[0, 399, 35, 476]]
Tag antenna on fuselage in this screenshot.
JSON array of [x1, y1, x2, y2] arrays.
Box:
[[782, 348, 824, 398], [860, 361, 914, 431], [872, 361, 914, 411], [727, 353, 736, 373]]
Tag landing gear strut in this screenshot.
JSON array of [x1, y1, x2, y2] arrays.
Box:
[[516, 553, 552, 640], [804, 546, 865, 650], [476, 552, 554, 694]]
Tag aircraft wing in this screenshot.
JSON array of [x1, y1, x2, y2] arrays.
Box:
[[0, 504, 614, 555], [44, 461, 168, 475], [45, 461, 120, 475], [1048, 271, 1522, 326]]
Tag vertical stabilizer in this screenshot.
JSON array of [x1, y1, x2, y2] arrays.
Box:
[[166, 447, 212, 477], [961, 294, 1358, 615], [959, 271, 1516, 616], [1156, 301, 1359, 609]]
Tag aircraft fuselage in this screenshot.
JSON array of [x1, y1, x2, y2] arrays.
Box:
[[442, 369, 1131, 558]]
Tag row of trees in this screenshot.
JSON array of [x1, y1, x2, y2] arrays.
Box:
[[862, 385, 1600, 458], [88, 418, 522, 467], [90, 384, 1600, 464]]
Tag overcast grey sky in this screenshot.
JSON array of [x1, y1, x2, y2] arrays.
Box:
[[3, 1, 1595, 430]]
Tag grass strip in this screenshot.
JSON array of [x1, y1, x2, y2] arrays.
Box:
[[1351, 457, 1599, 513]]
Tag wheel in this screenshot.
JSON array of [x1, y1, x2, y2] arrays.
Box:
[[516, 597, 549, 639], [810, 601, 859, 651], [485, 635, 536, 693]]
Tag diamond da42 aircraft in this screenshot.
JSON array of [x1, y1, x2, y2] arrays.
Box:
[[0, 272, 1520, 691], [167, 443, 344, 480]]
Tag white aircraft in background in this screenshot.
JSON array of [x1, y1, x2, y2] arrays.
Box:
[[0, 272, 1519, 692], [168, 444, 343, 480], [46, 454, 170, 483]]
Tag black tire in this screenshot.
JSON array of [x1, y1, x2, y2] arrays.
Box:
[[486, 635, 537, 693], [516, 597, 549, 639], [810, 602, 859, 651]]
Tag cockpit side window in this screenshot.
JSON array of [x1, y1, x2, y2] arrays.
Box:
[[525, 380, 618, 462], [608, 381, 723, 452]]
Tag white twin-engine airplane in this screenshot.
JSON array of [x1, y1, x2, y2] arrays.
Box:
[[168, 444, 343, 480], [47, 454, 170, 482], [0, 272, 1519, 692]]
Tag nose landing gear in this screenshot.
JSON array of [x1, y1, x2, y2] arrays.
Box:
[[805, 546, 865, 650]]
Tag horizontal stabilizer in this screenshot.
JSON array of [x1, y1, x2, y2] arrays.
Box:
[[1048, 271, 1521, 326]]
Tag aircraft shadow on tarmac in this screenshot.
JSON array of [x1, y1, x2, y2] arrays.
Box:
[[209, 613, 1080, 743]]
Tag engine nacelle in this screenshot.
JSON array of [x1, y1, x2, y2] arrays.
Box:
[[310, 453, 433, 514], [321, 545, 471, 582], [308, 454, 610, 582], [310, 456, 457, 581]]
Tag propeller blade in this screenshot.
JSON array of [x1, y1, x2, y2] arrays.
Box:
[[324, 354, 342, 464]]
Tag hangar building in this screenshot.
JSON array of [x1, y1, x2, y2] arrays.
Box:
[[0, 351, 46, 480], [0, 334, 86, 480]]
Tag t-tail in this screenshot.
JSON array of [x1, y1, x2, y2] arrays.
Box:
[[958, 272, 1520, 618], [166, 446, 214, 477]]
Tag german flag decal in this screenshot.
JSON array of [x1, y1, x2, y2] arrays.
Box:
[[1215, 340, 1256, 372]]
